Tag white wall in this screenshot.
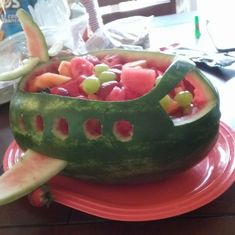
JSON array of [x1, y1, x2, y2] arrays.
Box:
[[197, 0, 235, 21]]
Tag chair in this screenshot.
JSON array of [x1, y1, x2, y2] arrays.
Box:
[[97, 0, 176, 24]]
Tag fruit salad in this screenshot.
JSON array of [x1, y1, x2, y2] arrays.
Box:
[[25, 53, 206, 121]]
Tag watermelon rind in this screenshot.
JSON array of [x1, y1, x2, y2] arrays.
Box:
[[0, 57, 39, 81]]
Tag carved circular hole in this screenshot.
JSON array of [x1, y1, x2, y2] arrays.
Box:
[[113, 120, 133, 142], [35, 115, 44, 132], [53, 117, 69, 139], [83, 118, 102, 140]]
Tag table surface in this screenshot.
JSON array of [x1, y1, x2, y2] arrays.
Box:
[[0, 12, 235, 235]]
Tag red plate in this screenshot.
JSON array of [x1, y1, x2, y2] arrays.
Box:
[[3, 122, 235, 221]]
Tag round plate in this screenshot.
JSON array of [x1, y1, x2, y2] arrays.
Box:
[[3, 122, 235, 221]]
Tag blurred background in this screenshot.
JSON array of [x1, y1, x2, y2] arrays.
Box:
[[1, 0, 233, 40]]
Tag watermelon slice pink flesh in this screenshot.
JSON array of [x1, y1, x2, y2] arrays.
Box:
[[0, 150, 67, 206]]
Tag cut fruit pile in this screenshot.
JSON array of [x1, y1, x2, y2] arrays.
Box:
[[26, 54, 203, 118]]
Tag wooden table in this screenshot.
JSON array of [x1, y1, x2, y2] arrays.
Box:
[[0, 12, 235, 235]]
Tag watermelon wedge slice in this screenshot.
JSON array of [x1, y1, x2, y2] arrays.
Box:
[[16, 8, 49, 62], [0, 150, 67, 206]]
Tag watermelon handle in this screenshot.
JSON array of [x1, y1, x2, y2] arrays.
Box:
[[141, 57, 196, 103]]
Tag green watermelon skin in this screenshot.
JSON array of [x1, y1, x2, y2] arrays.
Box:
[[9, 49, 220, 184]]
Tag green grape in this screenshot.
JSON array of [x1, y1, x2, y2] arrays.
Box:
[[82, 76, 100, 94], [98, 70, 117, 83], [174, 90, 193, 108], [94, 63, 110, 77]]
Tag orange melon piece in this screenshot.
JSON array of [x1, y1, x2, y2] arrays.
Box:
[[58, 61, 72, 77], [30, 72, 72, 92]]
